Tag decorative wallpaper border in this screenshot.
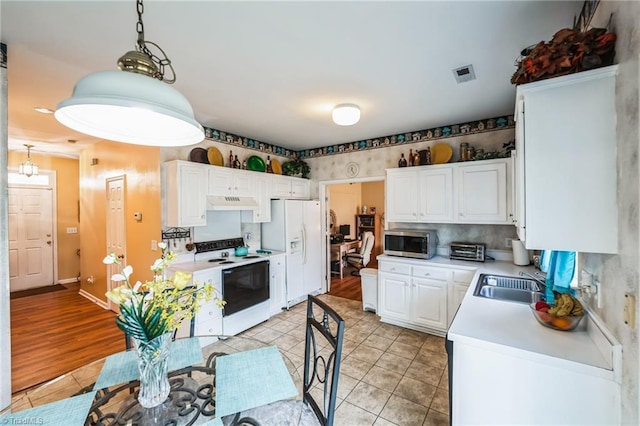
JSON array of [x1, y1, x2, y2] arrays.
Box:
[[203, 114, 515, 160]]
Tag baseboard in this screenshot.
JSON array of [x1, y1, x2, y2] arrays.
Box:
[[58, 277, 79, 285], [78, 289, 109, 310]]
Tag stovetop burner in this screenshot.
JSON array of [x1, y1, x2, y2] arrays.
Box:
[[219, 261, 235, 264], [207, 258, 226, 263], [243, 255, 261, 259]]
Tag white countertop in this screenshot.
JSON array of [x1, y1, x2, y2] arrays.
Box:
[[170, 250, 286, 274], [378, 254, 617, 379]]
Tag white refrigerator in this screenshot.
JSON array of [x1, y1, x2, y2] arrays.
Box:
[[261, 200, 322, 307]]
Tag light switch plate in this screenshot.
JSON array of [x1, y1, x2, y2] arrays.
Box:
[[624, 293, 636, 328]]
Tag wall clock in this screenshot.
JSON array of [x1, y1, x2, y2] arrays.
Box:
[[345, 162, 359, 178]]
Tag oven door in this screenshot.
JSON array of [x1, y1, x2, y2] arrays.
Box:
[[222, 260, 269, 317]]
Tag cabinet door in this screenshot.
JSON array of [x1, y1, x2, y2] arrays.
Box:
[[378, 272, 411, 321], [241, 177, 271, 223], [457, 161, 507, 223], [193, 270, 223, 337], [232, 171, 254, 197], [176, 163, 207, 227], [290, 179, 310, 199], [449, 282, 470, 326], [418, 167, 454, 222], [271, 175, 292, 198], [386, 169, 419, 222], [208, 167, 234, 195], [269, 254, 286, 316], [514, 100, 526, 241], [412, 277, 448, 330]]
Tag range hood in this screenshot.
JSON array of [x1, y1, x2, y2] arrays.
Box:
[[206, 195, 258, 211]]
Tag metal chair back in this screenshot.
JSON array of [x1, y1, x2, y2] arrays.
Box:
[[303, 295, 345, 426]]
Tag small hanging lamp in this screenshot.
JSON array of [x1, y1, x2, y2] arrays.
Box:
[[55, 0, 204, 147], [19, 144, 39, 177]]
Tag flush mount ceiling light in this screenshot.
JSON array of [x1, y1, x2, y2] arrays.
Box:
[[34, 107, 54, 114], [332, 104, 360, 126], [55, 0, 204, 147], [19, 144, 39, 177]]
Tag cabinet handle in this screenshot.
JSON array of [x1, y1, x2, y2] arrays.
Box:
[[413, 213, 417, 216], [201, 214, 205, 219], [390, 267, 396, 271], [424, 272, 431, 276]]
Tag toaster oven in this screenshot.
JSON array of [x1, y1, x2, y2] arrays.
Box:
[[449, 242, 486, 262]]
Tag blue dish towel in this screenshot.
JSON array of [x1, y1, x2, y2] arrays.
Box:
[[541, 250, 576, 304]]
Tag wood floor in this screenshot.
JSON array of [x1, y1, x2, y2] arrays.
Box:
[[328, 259, 378, 301], [10, 283, 125, 394]]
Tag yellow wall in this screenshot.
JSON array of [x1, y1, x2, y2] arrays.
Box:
[[7, 152, 80, 281], [79, 141, 161, 302], [328, 183, 361, 239]]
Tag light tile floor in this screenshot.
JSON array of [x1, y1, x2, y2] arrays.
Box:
[[239, 294, 450, 426]]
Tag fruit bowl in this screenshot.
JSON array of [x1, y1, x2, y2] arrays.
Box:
[[529, 303, 585, 331]]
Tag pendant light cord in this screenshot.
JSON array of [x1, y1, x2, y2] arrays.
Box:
[[134, 0, 176, 83]]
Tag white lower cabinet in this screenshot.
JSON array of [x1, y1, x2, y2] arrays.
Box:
[[269, 254, 286, 316], [192, 270, 223, 346], [378, 257, 475, 335]]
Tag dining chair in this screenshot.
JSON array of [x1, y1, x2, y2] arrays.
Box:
[[344, 231, 375, 276], [226, 294, 345, 426]]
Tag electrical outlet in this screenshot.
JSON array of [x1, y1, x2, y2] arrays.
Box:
[[151, 240, 158, 251], [505, 238, 512, 248], [66, 227, 78, 234]]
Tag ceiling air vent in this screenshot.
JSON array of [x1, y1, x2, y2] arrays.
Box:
[[452, 64, 476, 84]]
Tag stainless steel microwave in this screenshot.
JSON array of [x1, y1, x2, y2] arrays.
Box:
[[383, 230, 438, 259]]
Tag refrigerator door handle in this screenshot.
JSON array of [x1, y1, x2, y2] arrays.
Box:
[[302, 226, 307, 264]]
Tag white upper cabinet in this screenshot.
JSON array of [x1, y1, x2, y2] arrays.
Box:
[[208, 167, 254, 197], [386, 158, 511, 225], [242, 176, 271, 223], [457, 160, 508, 223], [271, 175, 310, 199], [418, 168, 454, 222], [386, 169, 419, 221], [515, 65, 618, 253], [164, 161, 208, 227]]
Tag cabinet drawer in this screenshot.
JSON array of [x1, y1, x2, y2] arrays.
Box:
[[379, 262, 412, 275], [412, 266, 450, 281], [452, 269, 476, 283]]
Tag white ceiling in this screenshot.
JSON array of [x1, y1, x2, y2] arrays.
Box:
[[1, 1, 581, 158]]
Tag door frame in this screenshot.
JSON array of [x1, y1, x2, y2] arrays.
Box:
[[319, 176, 385, 293], [7, 168, 59, 286]]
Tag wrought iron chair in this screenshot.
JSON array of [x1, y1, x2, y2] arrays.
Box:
[[344, 231, 375, 276], [228, 294, 346, 426]]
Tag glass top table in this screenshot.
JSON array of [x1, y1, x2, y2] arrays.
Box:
[[4, 336, 303, 426]]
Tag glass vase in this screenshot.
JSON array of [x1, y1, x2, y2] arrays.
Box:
[[133, 332, 172, 408]]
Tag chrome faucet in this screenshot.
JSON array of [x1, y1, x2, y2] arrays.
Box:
[[519, 271, 547, 289]]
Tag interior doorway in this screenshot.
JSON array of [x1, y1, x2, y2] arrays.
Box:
[[106, 175, 126, 313], [7, 171, 57, 291], [319, 177, 385, 302]]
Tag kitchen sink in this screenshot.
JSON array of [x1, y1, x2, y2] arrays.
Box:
[[473, 273, 545, 304]]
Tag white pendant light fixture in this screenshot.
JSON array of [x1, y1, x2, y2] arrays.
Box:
[[332, 103, 360, 126], [55, 0, 204, 147], [19, 144, 39, 177]]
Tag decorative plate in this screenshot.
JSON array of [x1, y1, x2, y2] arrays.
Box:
[[207, 147, 224, 166], [247, 155, 266, 172], [271, 158, 282, 175], [189, 147, 209, 164], [345, 162, 359, 178], [431, 143, 453, 164]]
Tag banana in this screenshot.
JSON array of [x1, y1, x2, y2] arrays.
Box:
[[557, 294, 575, 317], [571, 297, 584, 316]]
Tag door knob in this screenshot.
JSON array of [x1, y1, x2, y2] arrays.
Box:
[[46, 234, 51, 237], [46, 241, 52, 245]]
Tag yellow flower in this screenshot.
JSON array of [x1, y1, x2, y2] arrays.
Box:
[[106, 285, 133, 305], [172, 271, 192, 290]]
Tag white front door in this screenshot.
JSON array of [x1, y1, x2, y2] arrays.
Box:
[[106, 176, 126, 312], [8, 187, 54, 291]]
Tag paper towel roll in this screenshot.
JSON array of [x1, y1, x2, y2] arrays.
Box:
[[512, 239, 530, 266]]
